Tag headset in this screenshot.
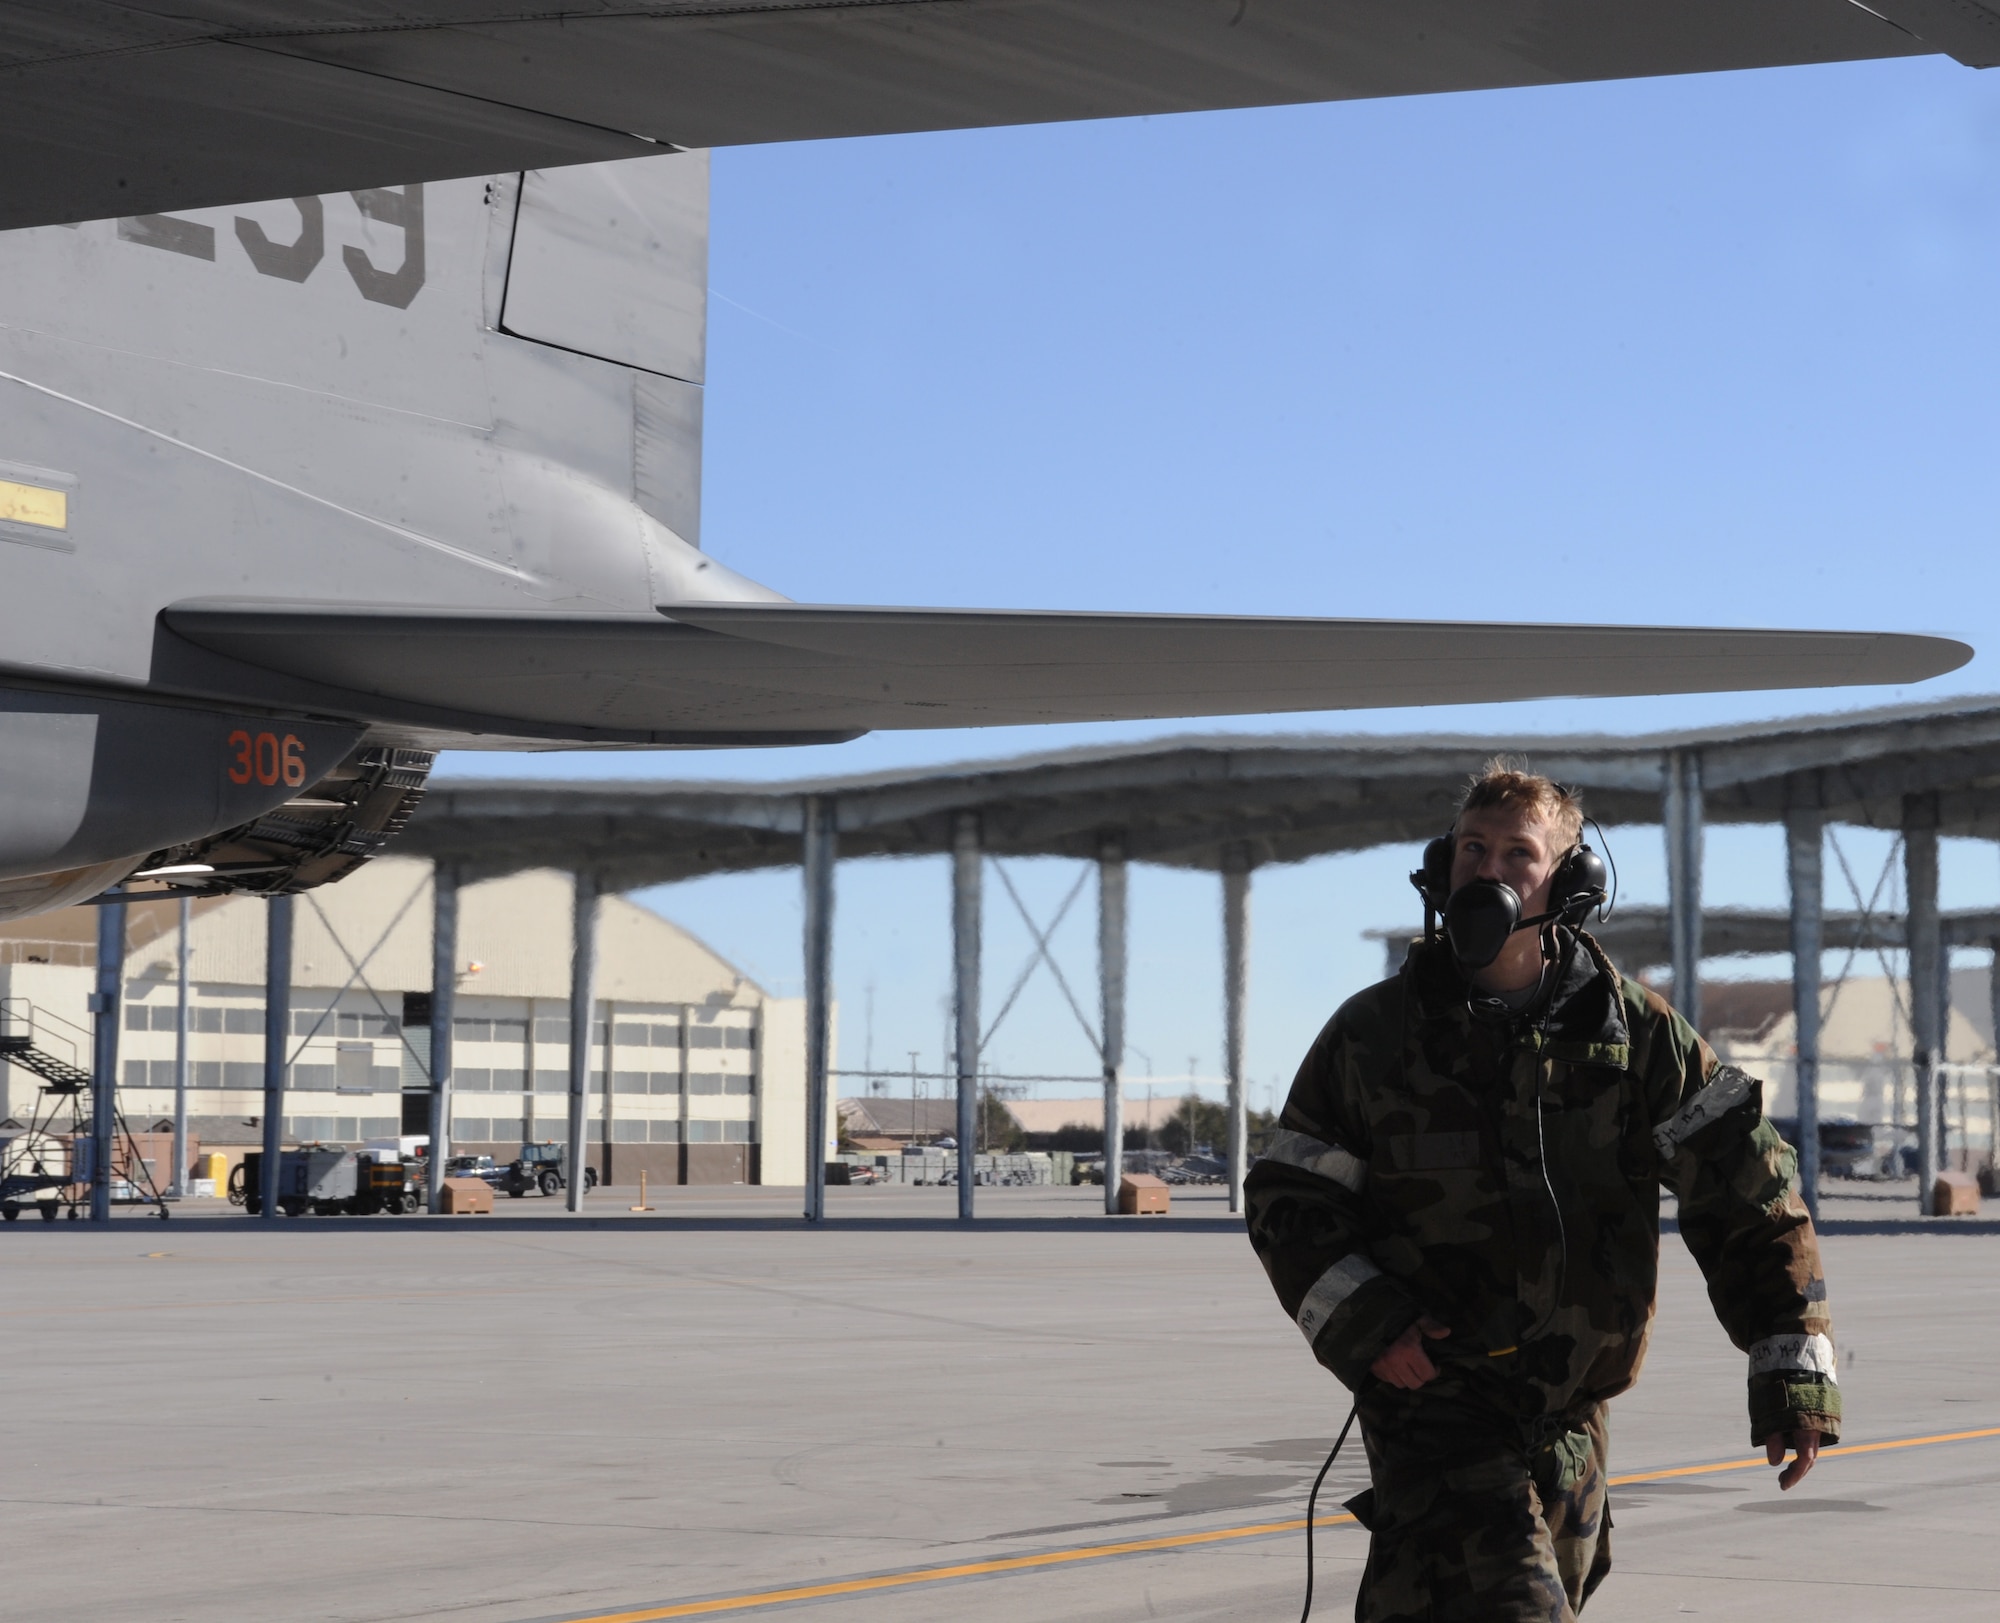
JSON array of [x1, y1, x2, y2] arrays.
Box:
[[1407, 813, 1613, 971]]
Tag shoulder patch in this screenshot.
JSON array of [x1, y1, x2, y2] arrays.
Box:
[[1654, 1064, 1760, 1159]]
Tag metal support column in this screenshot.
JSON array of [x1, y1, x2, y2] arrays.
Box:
[[1222, 842, 1252, 1215], [1989, 938, 2000, 1184], [1784, 802, 1824, 1220], [170, 895, 191, 1198], [567, 869, 601, 1214], [951, 809, 981, 1221], [259, 895, 292, 1222], [802, 796, 837, 1223], [1663, 749, 1705, 1033], [1098, 832, 1127, 1216], [427, 862, 459, 1212], [1904, 792, 1942, 1213], [89, 898, 126, 1224], [1939, 941, 1955, 1169]]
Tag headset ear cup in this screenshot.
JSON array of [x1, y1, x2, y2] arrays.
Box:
[[1550, 844, 1608, 922], [1421, 835, 1454, 910]]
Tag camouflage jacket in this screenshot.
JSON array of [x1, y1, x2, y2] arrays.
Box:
[[1245, 931, 1840, 1448]]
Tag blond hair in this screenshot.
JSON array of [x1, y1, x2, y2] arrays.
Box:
[[1455, 757, 1584, 851]]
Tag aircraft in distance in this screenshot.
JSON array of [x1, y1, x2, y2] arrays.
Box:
[[0, 3, 1977, 920]]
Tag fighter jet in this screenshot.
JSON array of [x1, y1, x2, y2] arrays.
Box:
[[0, 2, 1976, 919]]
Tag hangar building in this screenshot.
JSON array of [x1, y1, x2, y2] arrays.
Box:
[[0, 858, 809, 1187]]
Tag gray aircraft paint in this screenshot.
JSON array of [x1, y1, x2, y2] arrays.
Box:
[[0, 708, 97, 867], [0, 153, 726, 700], [0, 2, 1942, 233], [0, 119, 1971, 917], [0, 689, 358, 878]]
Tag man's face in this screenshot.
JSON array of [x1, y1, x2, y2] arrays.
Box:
[[1450, 805, 1564, 917]]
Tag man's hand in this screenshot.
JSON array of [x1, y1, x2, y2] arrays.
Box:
[[1370, 1315, 1451, 1389], [1764, 1429, 1820, 1490]]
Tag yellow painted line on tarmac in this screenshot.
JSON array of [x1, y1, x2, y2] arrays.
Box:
[[1608, 1423, 2000, 1486], [550, 1423, 2000, 1622]]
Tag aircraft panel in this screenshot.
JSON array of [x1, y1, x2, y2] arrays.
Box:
[[0, 2, 1934, 231], [0, 32, 653, 231], [501, 153, 709, 387], [159, 604, 1971, 738]]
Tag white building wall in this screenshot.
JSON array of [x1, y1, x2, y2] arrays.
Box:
[[0, 858, 813, 1185]]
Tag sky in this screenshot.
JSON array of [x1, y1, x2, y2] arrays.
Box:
[[443, 52, 2000, 1110]]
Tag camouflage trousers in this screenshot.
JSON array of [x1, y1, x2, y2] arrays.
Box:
[[1345, 1404, 1611, 1622]]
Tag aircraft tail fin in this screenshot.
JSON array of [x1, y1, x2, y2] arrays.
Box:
[[0, 151, 724, 696]]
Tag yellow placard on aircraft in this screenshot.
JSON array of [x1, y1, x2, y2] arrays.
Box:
[[0, 477, 66, 530]]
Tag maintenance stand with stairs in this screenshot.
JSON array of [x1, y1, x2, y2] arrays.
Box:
[[0, 999, 168, 1222]]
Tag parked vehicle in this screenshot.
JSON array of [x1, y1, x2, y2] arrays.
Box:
[[445, 1154, 502, 1186], [237, 1147, 424, 1214], [503, 1142, 599, 1198]]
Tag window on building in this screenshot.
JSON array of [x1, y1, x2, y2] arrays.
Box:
[[223, 1008, 262, 1034], [723, 1076, 756, 1096], [725, 1028, 757, 1051], [687, 1073, 724, 1095], [685, 1120, 722, 1142], [223, 1062, 261, 1088], [612, 1072, 648, 1094], [649, 1073, 681, 1095], [452, 1018, 492, 1042], [454, 1068, 491, 1092], [192, 1008, 222, 1034], [452, 1116, 491, 1142], [124, 1005, 150, 1032], [723, 1122, 754, 1143], [611, 1120, 648, 1142], [488, 1068, 526, 1091], [612, 1022, 649, 1047], [649, 1120, 683, 1143], [652, 1024, 683, 1048], [533, 1070, 566, 1092], [534, 1017, 568, 1045]]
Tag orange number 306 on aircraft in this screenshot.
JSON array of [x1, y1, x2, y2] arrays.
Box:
[[226, 729, 307, 789]]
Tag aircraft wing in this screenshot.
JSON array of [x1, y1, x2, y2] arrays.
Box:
[[1, 0, 1962, 232], [161, 602, 1971, 742]]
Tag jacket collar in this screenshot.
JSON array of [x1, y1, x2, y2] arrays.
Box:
[[1405, 929, 1630, 1065]]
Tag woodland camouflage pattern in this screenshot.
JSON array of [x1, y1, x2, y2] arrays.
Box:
[[1346, 1403, 1611, 1621], [1246, 930, 1839, 1618]]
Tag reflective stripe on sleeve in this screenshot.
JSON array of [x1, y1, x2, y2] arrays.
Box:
[[1653, 1063, 1758, 1159], [1262, 1129, 1367, 1193], [1295, 1253, 1382, 1343], [1747, 1332, 1838, 1383]]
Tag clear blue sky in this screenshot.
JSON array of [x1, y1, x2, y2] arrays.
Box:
[[445, 53, 2000, 1108]]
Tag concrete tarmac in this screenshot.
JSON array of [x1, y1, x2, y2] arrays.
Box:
[[4, 1193, 1996, 1622]]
